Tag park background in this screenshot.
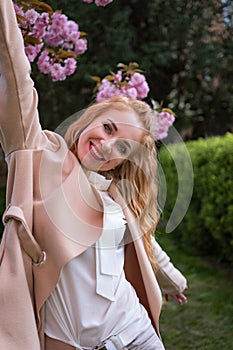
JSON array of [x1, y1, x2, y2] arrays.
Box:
[[0, 0, 232, 348]]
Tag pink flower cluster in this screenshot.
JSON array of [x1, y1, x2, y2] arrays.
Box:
[[96, 70, 150, 102], [93, 63, 175, 140], [14, 4, 87, 81], [152, 110, 175, 140], [82, 0, 113, 6]]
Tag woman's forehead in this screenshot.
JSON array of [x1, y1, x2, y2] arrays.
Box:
[[95, 108, 144, 128]]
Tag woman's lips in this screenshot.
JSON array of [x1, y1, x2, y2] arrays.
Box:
[[89, 142, 105, 161]]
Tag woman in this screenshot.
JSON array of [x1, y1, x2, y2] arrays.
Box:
[[0, 1, 187, 349]]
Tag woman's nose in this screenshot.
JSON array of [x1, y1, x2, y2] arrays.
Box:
[[100, 139, 115, 154]]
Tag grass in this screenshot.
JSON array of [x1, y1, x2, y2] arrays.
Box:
[[157, 233, 233, 349]]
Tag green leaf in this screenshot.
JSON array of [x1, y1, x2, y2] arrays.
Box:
[[128, 61, 139, 69], [16, 13, 27, 24], [17, 0, 53, 14], [80, 31, 87, 38], [162, 107, 175, 115], [117, 63, 128, 69], [57, 49, 77, 59], [24, 34, 41, 45], [104, 74, 114, 81], [91, 75, 101, 83]]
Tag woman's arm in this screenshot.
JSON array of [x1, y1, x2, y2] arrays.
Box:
[[0, 0, 42, 156], [152, 237, 188, 303]]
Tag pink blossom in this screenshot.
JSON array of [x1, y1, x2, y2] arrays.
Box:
[[159, 111, 175, 125], [122, 86, 137, 99], [13, 4, 24, 16], [25, 43, 43, 62], [38, 12, 50, 26], [95, 68, 150, 101], [129, 72, 149, 99], [51, 13, 68, 30], [25, 9, 39, 25], [96, 88, 120, 101], [33, 13, 49, 40], [64, 58, 77, 75], [37, 50, 77, 81], [14, 4, 27, 28], [130, 72, 146, 86], [45, 33, 64, 47], [25, 45, 38, 62], [44, 13, 68, 46], [95, 0, 113, 6], [126, 87, 138, 99], [62, 42, 73, 50], [98, 79, 110, 91], [14, 4, 82, 81], [96, 80, 121, 101], [135, 80, 150, 99], [75, 38, 88, 55], [152, 111, 175, 140], [66, 30, 80, 43], [83, 0, 113, 5], [32, 24, 46, 40], [66, 20, 79, 33], [115, 70, 122, 82], [62, 21, 80, 42], [50, 63, 67, 81], [37, 50, 51, 74]]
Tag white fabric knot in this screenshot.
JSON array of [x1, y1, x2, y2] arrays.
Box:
[[86, 172, 126, 301]]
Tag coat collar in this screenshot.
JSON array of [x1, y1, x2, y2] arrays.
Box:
[[86, 171, 113, 192]]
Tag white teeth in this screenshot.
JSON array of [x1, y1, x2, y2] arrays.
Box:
[[92, 145, 104, 160]]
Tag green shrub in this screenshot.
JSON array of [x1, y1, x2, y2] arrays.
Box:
[[158, 133, 233, 262]]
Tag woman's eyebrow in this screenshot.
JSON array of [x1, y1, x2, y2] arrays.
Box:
[[107, 118, 117, 131], [122, 140, 132, 150]]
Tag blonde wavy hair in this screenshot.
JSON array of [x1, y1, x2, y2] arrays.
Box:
[[65, 96, 159, 269]]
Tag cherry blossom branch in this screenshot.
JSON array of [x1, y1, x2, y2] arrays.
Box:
[[13, 0, 113, 81], [92, 62, 175, 140]]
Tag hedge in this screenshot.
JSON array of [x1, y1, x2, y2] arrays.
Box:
[[158, 132, 233, 263]]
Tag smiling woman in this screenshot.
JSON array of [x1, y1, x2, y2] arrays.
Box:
[[75, 108, 144, 171], [0, 1, 188, 349]]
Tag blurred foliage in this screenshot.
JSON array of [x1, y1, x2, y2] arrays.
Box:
[[158, 132, 233, 263], [30, 0, 233, 138], [158, 233, 233, 349]]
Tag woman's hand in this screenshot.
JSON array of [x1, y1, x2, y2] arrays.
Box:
[[164, 286, 189, 304]]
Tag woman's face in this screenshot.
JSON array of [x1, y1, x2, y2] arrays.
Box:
[[77, 108, 144, 171]]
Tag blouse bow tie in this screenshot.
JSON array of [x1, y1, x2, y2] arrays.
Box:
[[87, 171, 126, 301]]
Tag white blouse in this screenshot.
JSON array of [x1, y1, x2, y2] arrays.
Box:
[[44, 172, 143, 349]]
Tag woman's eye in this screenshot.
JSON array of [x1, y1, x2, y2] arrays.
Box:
[[103, 123, 112, 134], [117, 143, 127, 155]]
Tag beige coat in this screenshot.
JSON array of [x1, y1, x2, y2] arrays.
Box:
[[0, 1, 187, 349]]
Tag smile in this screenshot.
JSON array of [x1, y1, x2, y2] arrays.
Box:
[[89, 142, 105, 161]]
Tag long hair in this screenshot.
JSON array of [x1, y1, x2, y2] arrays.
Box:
[[65, 96, 159, 269]]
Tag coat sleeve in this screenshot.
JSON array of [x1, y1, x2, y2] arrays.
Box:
[[0, 0, 42, 156], [152, 237, 188, 295]]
